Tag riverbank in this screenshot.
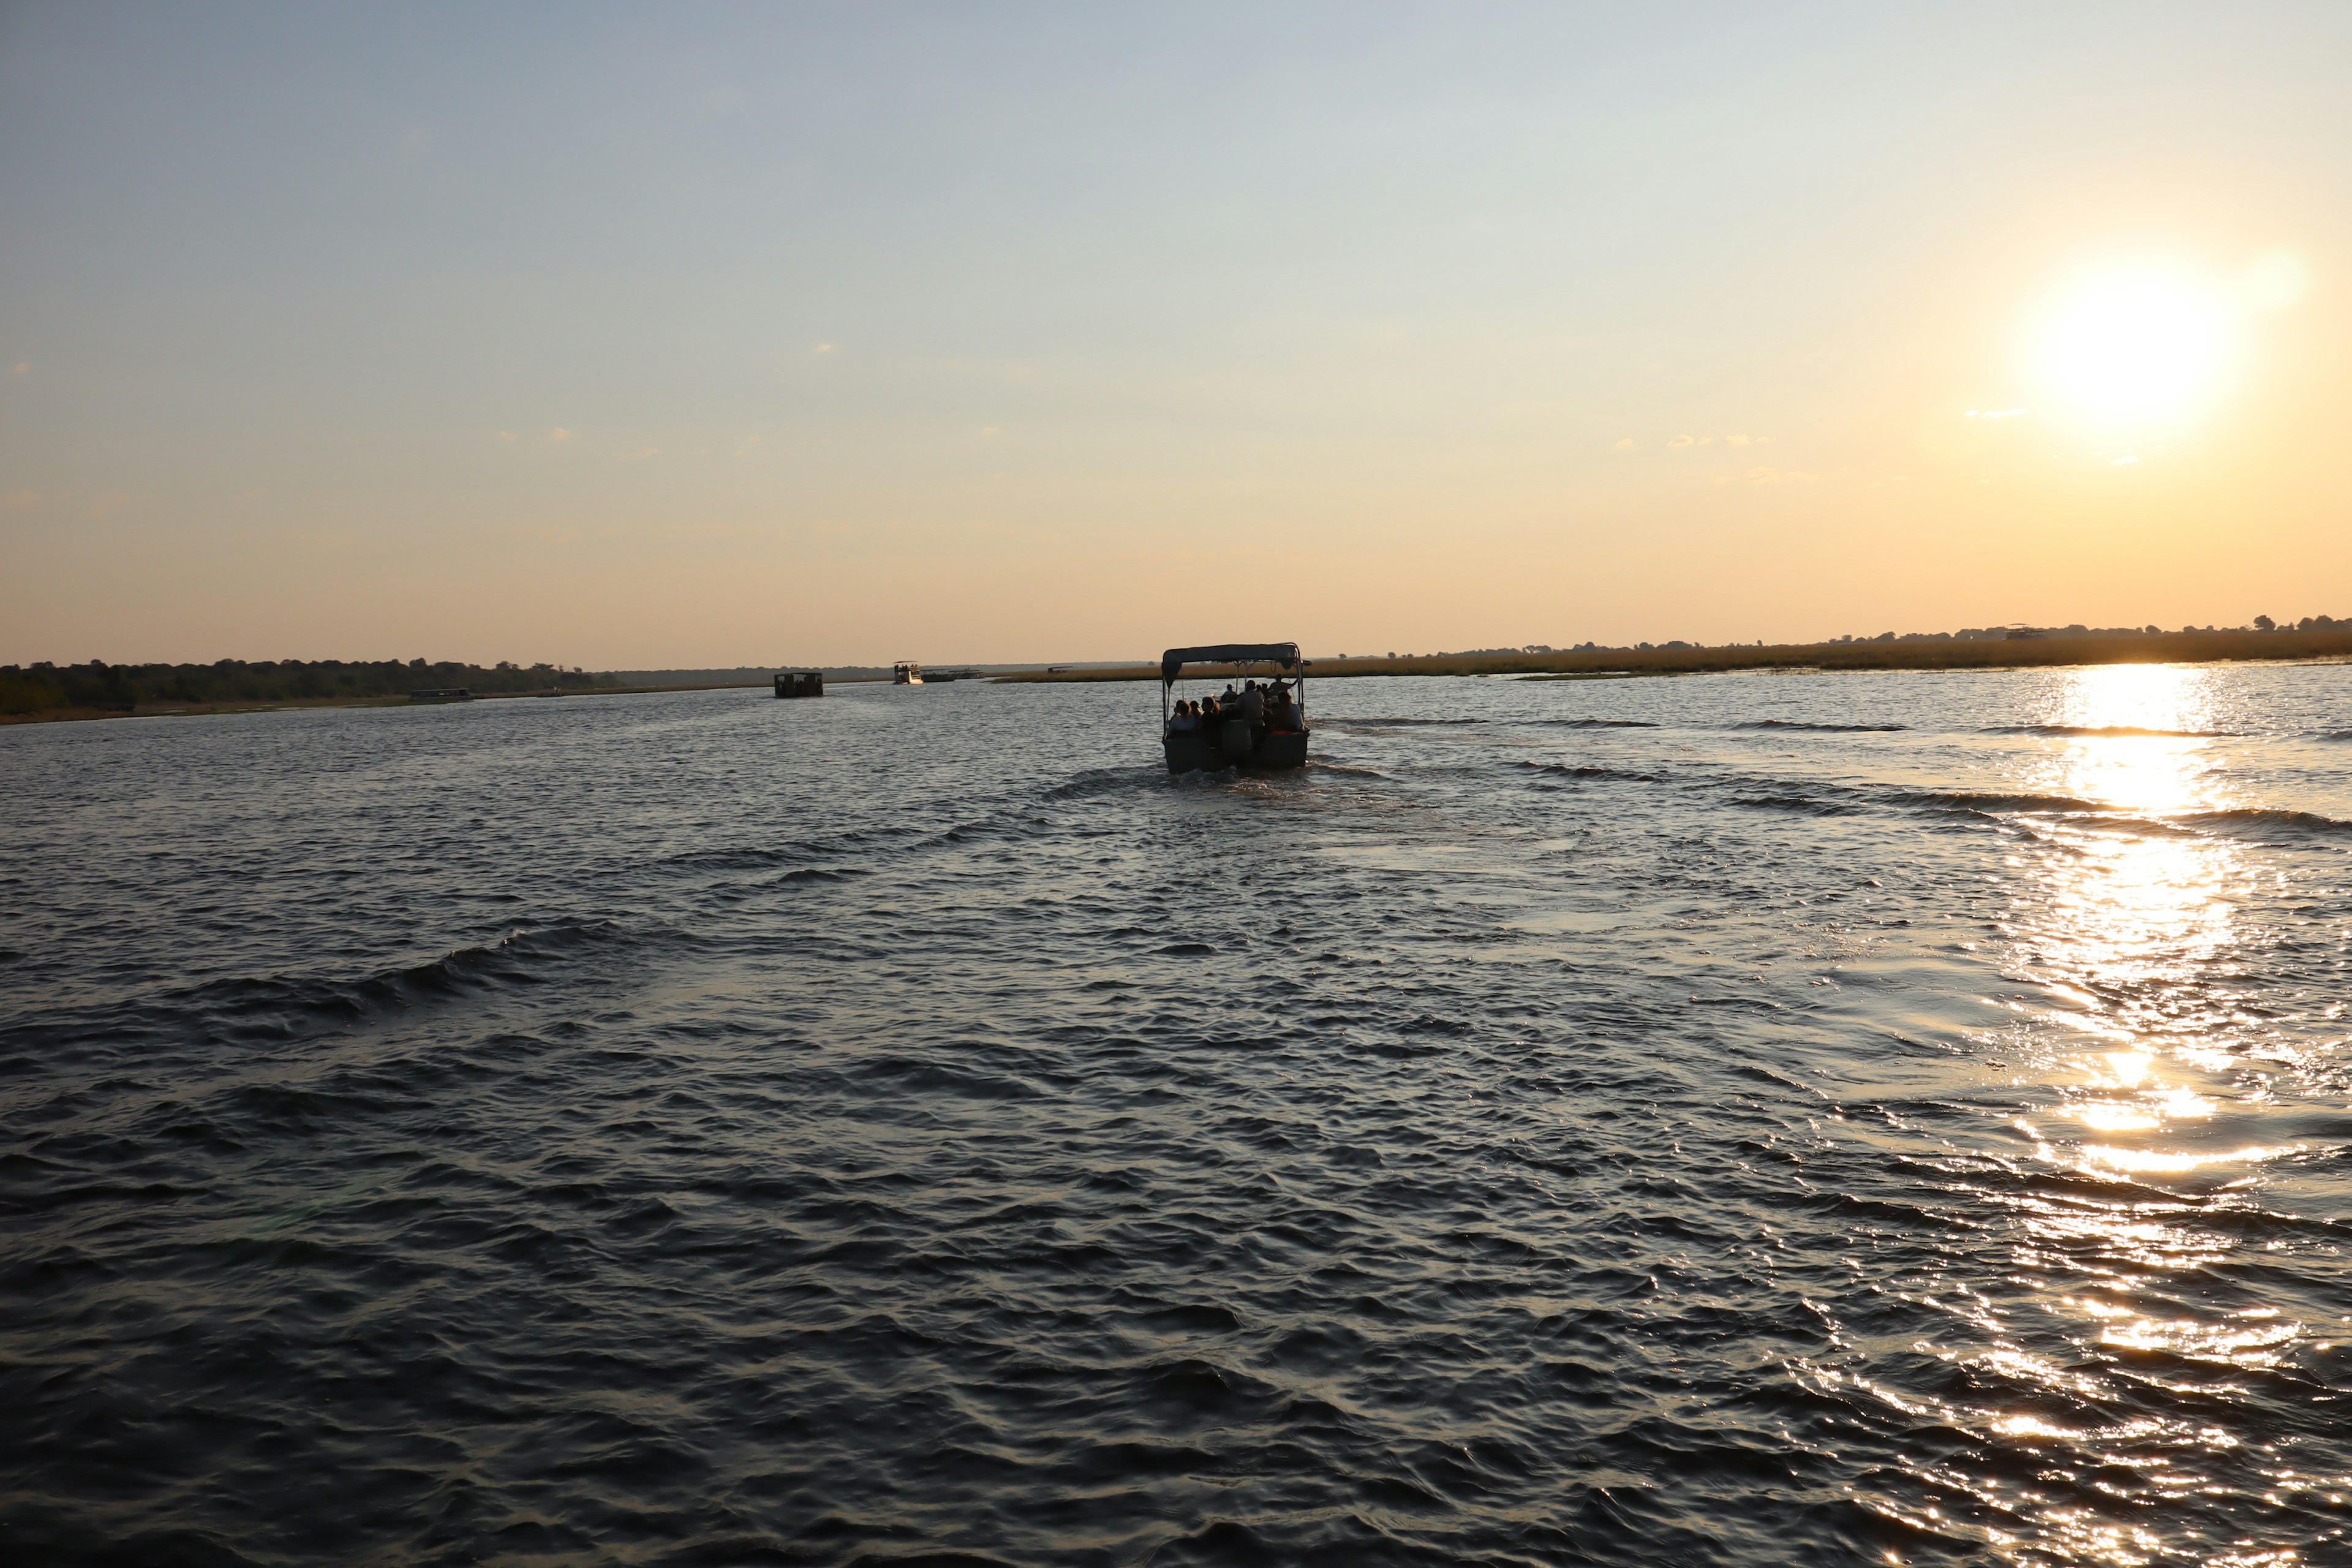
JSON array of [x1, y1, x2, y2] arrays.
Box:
[[995, 628, 2352, 683], [0, 680, 785, 726]]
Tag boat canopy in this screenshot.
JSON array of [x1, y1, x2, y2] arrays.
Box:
[[1159, 643, 1303, 687]]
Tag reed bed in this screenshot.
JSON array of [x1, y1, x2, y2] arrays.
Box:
[[996, 630, 2352, 684]]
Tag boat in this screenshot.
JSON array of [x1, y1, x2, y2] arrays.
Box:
[[892, 662, 923, 685], [408, 688, 474, 703], [1159, 643, 1310, 774], [773, 671, 824, 699]]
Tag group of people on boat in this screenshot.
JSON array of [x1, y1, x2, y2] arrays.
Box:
[[1166, 677, 1303, 737]]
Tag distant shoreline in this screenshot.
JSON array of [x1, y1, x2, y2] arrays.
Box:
[[999, 629, 2352, 683], [0, 679, 788, 727], [8, 631, 2350, 726]]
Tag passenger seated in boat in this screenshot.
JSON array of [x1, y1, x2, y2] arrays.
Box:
[[1166, 701, 1197, 735], [1238, 682, 1265, 723], [1263, 679, 1297, 731], [1200, 695, 1223, 726]]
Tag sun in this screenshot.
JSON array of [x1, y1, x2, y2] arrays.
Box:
[[2027, 266, 2234, 428]]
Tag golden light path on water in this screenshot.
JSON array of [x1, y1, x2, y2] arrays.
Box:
[[1953, 666, 2318, 1567]]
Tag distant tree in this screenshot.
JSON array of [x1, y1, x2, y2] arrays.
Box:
[[2253, 614, 2275, 631]]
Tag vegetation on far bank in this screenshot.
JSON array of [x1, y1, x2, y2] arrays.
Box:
[[996, 628, 2352, 684], [1, 658, 616, 720]]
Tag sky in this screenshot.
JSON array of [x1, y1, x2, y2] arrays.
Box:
[[2, 2, 2347, 668]]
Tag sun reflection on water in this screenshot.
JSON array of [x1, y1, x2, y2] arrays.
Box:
[[1966, 665, 2313, 1563]]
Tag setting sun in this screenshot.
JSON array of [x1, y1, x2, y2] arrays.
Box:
[[2029, 266, 2235, 428]]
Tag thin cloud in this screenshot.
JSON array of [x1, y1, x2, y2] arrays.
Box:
[[497, 431, 519, 442], [1668, 434, 1694, 448], [1725, 434, 1750, 446], [812, 343, 835, 356], [8, 362, 28, 375], [2, 489, 40, 508], [1612, 437, 1635, 451], [548, 428, 573, 442]]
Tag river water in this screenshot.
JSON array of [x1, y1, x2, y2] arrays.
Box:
[[3, 663, 2348, 1567]]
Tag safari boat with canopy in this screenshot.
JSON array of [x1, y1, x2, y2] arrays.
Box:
[[1159, 642, 1310, 774]]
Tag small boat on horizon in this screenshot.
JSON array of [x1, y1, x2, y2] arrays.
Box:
[[892, 662, 924, 685]]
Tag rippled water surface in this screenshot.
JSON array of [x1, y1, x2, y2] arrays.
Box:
[[5, 663, 2351, 1567]]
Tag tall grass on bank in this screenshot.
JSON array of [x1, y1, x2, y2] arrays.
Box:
[[995, 630, 2352, 684], [0, 658, 615, 719]]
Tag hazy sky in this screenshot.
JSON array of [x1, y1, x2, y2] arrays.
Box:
[[4, 2, 2346, 666]]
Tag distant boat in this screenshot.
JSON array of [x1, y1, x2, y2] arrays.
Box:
[[892, 662, 924, 685], [773, 671, 824, 699], [1158, 643, 1310, 774], [408, 688, 474, 703]]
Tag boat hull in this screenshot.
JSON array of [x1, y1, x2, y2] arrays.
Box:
[[1163, 728, 1308, 774]]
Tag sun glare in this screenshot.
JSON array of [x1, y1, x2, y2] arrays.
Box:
[[2029, 266, 2234, 429]]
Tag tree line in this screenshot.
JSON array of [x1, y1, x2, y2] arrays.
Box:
[[0, 658, 616, 716]]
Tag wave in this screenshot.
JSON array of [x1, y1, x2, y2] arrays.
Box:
[[1516, 760, 1659, 784], [2178, 807, 2352, 839], [1984, 723, 2237, 739], [1735, 719, 1907, 733], [2317, 729, 2352, 743], [1888, 788, 2109, 815], [658, 832, 891, 873], [1875, 790, 2351, 838], [1730, 793, 1860, 815], [1529, 718, 1660, 729], [168, 921, 623, 1035], [1043, 768, 1148, 801]]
